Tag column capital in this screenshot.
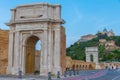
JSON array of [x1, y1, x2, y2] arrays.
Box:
[[9, 31, 14, 34]]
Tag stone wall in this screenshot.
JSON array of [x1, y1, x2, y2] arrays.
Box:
[[60, 26, 66, 75], [66, 56, 96, 70], [0, 30, 9, 74], [100, 62, 120, 69]]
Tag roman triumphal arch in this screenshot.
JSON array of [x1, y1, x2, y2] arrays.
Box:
[[85, 47, 98, 63], [6, 3, 66, 76], [85, 47, 101, 69]]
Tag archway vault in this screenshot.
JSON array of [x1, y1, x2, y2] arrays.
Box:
[[25, 36, 40, 74]]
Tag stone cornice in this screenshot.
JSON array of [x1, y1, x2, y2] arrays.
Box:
[[6, 18, 65, 26], [16, 3, 61, 8]]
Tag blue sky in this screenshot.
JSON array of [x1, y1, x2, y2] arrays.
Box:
[[0, 0, 120, 47]]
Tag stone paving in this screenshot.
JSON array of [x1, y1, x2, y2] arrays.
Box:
[[0, 75, 50, 80], [89, 69, 120, 80], [0, 77, 47, 80], [62, 70, 107, 80], [1, 69, 120, 80]]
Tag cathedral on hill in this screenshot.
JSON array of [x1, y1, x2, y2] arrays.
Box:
[[97, 28, 115, 37]]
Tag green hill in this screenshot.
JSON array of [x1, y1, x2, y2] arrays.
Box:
[[66, 35, 120, 62]]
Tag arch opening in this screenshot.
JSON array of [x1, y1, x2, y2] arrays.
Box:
[[90, 54, 94, 62], [72, 65, 75, 70], [25, 36, 41, 74], [76, 65, 78, 70]]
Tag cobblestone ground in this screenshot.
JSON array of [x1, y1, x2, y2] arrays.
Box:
[[0, 77, 56, 80], [0, 70, 105, 80], [0, 77, 48, 80], [0, 78, 45, 80], [0, 74, 63, 80], [0, 75, 52, 80], [1, 69, 120, 80], [62, 69, 120, 80], [62, 70, 107, 80]]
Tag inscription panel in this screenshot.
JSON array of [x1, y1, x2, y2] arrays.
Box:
[[16, 6, 45, 20]]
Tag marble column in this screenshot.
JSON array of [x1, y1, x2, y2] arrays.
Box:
[[7, 31, 14, 74], [86, 53, 90, 62], [40, 30, 48, 76], [13, 31, 20, 75], [48, 28, 53, 72], [20, 34, 26, 74], [53, 28, 61, 75], [93, 53, 98, 63], [22, 42, 26, 74]]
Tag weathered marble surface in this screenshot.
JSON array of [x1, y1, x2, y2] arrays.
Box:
[[6, 3, 66, 76]]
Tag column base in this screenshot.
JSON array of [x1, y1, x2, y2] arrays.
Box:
[[6, 66, 12, 74], [7, 66, 25, 75], [11, 67, 19, 75], [52, 66, 61, 76], [40, 67, 48, 76]]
